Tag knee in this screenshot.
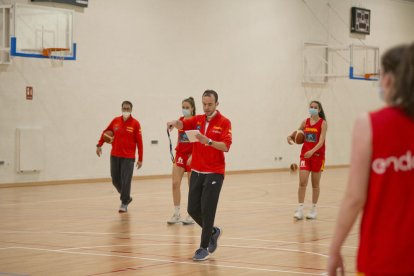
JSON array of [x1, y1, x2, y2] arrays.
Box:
[[299, 181, 308, 188], [311, 183, 320, 189]]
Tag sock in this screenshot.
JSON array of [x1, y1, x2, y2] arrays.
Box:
[[174, 206, 180, 215], [298, 204, 304, 211], [312, 204, 317, 211]]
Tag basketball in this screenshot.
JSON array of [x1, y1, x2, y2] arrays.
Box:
[[290, 163, 298, 172], [103, 130, 114, 143], [290, 130, 305, 144]]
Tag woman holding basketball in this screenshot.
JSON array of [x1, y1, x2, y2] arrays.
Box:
[[167, 97, 196, 225], [328, 44, 414, 275], [287, 101, 327, 220]]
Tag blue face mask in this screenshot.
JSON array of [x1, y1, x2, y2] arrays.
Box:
[[182, 109, 191, 117], [309, 108, 319, 116]]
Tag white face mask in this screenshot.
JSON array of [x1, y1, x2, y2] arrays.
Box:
[[122, 111, 131, 120], [182, 109, 191, 117]]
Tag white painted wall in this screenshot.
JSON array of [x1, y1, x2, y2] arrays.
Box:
[[0, 0, 413, 184]]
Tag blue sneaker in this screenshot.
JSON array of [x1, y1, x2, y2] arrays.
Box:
[[208, 227, 222, 254], [192, 248, 209, 261]]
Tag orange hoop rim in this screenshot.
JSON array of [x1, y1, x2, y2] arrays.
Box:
[[364, 73, 380, 80], [42, 48, 70, 57]]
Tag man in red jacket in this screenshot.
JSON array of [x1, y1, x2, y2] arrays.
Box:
[[167, 90, 232, 261], [96, 101, 143, 213]]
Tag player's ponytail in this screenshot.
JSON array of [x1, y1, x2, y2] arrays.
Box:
[[393, 43, 414, 118]]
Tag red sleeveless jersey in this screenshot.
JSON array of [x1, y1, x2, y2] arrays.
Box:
[[175, 117, 193, 155], [357, 107, 414, 274], [300, 118, 325, 158]]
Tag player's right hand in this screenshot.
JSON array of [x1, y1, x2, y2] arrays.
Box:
[[167, 121, 175, 132], [287, 136, 294, 145]]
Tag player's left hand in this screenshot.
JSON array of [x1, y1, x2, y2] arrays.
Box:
[[304, 151, 314, 158], [136, 161, 142, 169], [327, 253, 345, 276], [195, 133, 208, 144]]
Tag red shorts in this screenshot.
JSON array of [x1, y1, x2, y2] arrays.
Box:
[[175, 152, 191, 172], [299, 155, 325, 172]]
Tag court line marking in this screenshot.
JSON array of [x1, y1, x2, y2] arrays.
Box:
[[0, 230, 357, 249], [56, 243, 328, 258], [0, 246, 325, 275]]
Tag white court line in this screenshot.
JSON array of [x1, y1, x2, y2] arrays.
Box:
[[0, 229, 357, 249], [56, 243, 327, 258], [1, 246, 325, 275]]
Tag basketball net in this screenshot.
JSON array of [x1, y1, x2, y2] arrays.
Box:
[[42, 48, 69, 66]]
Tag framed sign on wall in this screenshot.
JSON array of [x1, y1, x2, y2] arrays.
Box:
[[351, 7, 371, 35]]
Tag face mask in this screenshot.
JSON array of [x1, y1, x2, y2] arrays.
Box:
[[182, 109, 191, 117], [309, 108, 319, 116], [122, 111, 131, 120]]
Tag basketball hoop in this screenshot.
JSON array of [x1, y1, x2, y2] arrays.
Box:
[[364, 73, 379, 80], [42, 48, 69, 66]]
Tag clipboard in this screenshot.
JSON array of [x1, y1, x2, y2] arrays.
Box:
[[185, 130, 201, 142]]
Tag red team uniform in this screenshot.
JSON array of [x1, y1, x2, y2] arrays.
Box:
[[300, 118, 325, 172], [175, 117, 193, 172], [98, 115, 143, 162], [357, 107, 414, 275], [182, 111, 232, 175]]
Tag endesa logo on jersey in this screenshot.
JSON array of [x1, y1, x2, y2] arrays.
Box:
[[372, 150, 414, 174]]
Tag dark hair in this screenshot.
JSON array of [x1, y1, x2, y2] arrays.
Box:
[[392, 43, 414, 118], [310, 100, 326, 121], [122, 100, 133, 109], [202, 90, 218, 103], [381, 45, 406, 74], [182, 97, 196, 116]]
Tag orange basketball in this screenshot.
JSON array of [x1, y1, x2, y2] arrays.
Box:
[[290, 130, 305, 144], [290, 163, 298, 172], [103, 130, 114, 143]]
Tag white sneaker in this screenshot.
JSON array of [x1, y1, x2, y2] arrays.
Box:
[[294, 209, 304, 220], [182, 215, 194, 225], [306, 209, 317, 220], [118, 204, 127, 213], [167, 213, 181, 224]]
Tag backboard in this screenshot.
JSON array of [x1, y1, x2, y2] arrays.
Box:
[[303, 42, 379, 83], [349, 44, 379, 81], [10, 3, 76, 60]]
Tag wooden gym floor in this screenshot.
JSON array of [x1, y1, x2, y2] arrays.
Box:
[[0, 168, 358, 275]]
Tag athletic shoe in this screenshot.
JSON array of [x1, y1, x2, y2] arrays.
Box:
[[294, 209, 304, 220], [192, 247, 209, 261], [306, 209, 317, 220], [208, 227, 222, 254], [167, 213, 181, 224], [182, 215, 194, 225], [118, 204, 128, 213]]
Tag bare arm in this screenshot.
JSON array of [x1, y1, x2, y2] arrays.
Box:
[[327, 113, 372, 275]]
